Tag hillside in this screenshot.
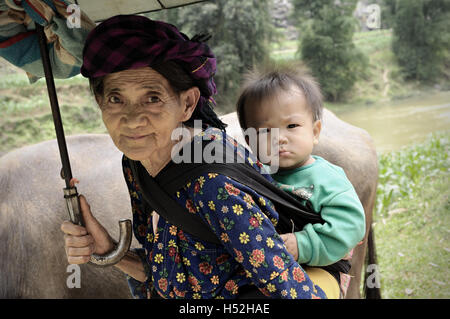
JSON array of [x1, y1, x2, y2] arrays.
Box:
[[272, 29, 450, 107], [1, 29, 448, 154]]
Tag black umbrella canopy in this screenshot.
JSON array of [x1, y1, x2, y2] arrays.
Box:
[[75, 0, 209, 22]]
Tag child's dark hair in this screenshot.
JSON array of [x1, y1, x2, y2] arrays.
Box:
[[236, 62, 323, 130]]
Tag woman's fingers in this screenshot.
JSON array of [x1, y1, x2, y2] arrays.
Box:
[[60, 193, 114, 262], [61, 220, 87, 236], [67, 245, 95, 257], [67, 255, 91, 265], [61, 219, 95, 264], [63, 235, 95, 264], [61, 194, 114, 260], [64, 233, 94, 248]]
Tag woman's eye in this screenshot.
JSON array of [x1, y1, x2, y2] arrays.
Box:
[[108, 96, 121, 104], [147, 96, 161, 103], [287, 124, 299, 129]]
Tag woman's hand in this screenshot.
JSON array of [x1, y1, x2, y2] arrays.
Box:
[[280, 233, 299, 261], [61, 195, 114, 264]]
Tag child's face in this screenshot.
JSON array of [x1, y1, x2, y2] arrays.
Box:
[[244, 85, 321, 170]]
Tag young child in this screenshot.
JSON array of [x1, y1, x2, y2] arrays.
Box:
[[236, 63, 366, 298]]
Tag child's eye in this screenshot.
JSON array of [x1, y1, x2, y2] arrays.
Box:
[[287, 124, 300, 129]]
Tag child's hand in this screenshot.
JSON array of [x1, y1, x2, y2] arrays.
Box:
[[280, 233, 298, 261]]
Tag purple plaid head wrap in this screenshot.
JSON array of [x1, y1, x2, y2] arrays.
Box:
[[81, 15, 217, 106]]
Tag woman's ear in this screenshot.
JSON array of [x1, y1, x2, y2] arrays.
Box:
[[313, 120, 322, 145], [180, 87, 201, 121]]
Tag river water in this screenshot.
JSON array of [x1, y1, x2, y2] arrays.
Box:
[[331, 91, 450, 154]]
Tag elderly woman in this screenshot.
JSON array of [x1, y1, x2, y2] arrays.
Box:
[[60, 15, 327, 299]]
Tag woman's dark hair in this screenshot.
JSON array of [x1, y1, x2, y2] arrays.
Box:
[[89, 61, 227, 131], [236, 62, 323, 130]]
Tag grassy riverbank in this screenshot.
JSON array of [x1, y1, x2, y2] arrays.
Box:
[[373, 132, 449, 298]]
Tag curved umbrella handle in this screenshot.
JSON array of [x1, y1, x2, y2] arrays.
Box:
[[89, 219, 132, 266], [64, 187, 132, 267]]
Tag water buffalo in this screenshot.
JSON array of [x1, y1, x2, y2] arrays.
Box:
[[0, 109, 379, 298], [0, 134, 134, 298]]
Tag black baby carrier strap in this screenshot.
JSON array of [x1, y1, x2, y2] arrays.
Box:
[[128, 160, 325, 244]]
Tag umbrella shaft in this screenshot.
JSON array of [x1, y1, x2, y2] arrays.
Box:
[[36, 24, 72, 188]]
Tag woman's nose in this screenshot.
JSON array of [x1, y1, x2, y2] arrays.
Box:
[[123, 110, 147, 129]]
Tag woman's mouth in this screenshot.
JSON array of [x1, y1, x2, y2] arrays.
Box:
[[125, 134, 149, 141]]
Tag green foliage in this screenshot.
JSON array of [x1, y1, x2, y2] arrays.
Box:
[[0, 74, 105, 153], [380, 0, 397, 29], [149, 0, 273, 113], [294, 1, 368, 101], [392, 0, 450, 82], [291, 0, 356, 21], [373, 131, 449, 298], [376, 132, 449, 217]]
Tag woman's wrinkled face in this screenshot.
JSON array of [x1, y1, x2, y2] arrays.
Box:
[[96, 67, 196, 162]]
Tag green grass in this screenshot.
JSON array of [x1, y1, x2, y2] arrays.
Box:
[[0, 70, 105, 153], [373, 132, 450, 298]]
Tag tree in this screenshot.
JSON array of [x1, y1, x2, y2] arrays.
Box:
[[380, 0, 397, 29], [150, 0, 273, 112], [292, 0, 368, 101], [392, 0, 450, 82]]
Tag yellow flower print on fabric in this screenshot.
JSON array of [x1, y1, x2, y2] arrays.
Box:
[[169, 225, 177, 236], [195, 242, 205, 251], [243, 194, 254, 209], [211, 275, 219, 285], [239, 232, 250, 244], [176, 273, 186, 283], [154, 254, 164, 264], [130, 191, 139, 199], [197, 176, 205, 187], [168, 239, 177, 248], [266, 237, 275, 248], [232, 204, 243, 216], [290, 288, 297, 299], [220, 233, 230, 243], [267, 283, 276, 293], [182, 257, 191, 266], [258, 197, 266, 206]]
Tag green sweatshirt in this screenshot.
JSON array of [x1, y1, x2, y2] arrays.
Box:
[[271, 155, 365, 266]]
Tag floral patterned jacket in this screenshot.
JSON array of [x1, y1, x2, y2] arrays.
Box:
[[122, 127, 327, 299]]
